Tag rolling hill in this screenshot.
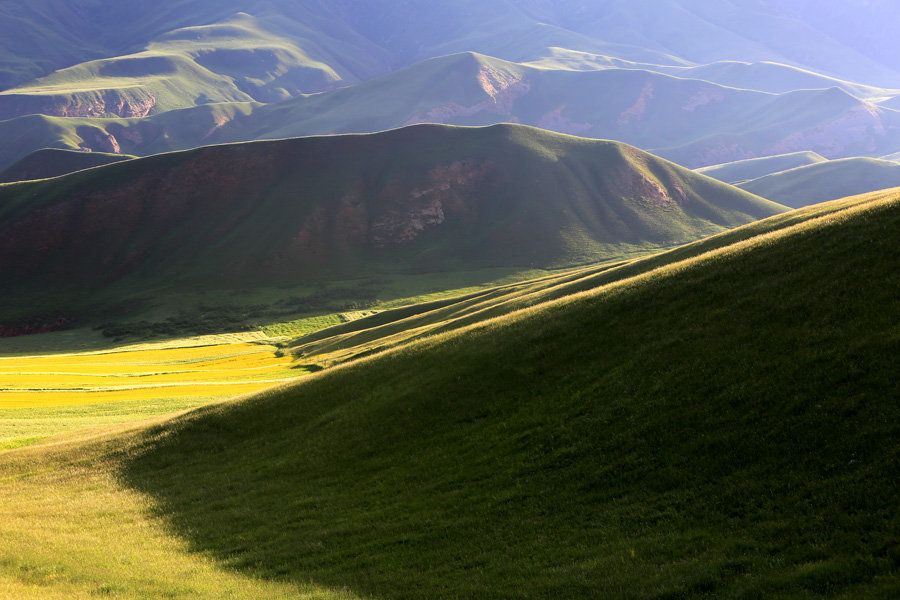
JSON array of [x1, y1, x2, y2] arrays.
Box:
[[738, 157, 900, 207], [658, 60, 894, 98], [3, 52, 900, 172], [696, 151, 828, 185], [3, 0, 900, 123], [0, 123, 784, 329], [0, 148, 135, 183], [0, 189, 895, 599]]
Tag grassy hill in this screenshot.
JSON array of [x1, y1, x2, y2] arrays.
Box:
[[4, 52, 900, 172], [3, 0, 900, 125], [738, 157, 900, 207], [0, 148, 135, 183], [662, 60, 892, 97], [0, 123, 784, 329], [0, 2, 391, 96], [696, 151, 828, 184], [0, 188, 895, 599]]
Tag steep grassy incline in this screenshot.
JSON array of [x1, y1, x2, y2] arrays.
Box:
[[0, 148, 135, 183], [739, 157, 900, 207], [0, 123, 783, 325], [113, 190, 899, 599], [696, 151, 828, 184]]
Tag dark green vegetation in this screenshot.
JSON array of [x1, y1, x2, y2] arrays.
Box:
[[117, 190, 899, 599], [697, 151, 828, 185], [738, 157, 900, 208], [0, 148, 135, 183], [0, 123, 783, 330]]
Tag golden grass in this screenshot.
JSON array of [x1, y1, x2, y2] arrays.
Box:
[[0, 341, 297, 409], [0, 431, 362, 600]]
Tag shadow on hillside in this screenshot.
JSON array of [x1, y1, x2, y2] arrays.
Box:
[[118, 197, 900, 600]]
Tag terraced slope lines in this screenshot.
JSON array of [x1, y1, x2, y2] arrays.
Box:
[[0, 189, 895, 599]]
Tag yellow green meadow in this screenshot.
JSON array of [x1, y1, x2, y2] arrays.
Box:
[[0, 333, 303, 448]]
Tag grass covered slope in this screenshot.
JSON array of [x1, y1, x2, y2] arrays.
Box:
[[696, 151, 828, 184], [739, 157, 900, 207], [0, 148, 135, 183], [0, 190, 895, 599], [113, 190, 900, 598], [5, 51, 900, 173], [0, 123, 784, 325]]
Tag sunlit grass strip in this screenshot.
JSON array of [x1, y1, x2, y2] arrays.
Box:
[[0, 441, 361, 600], [0, 381, 301, 409], [0, 341, 299, 409]]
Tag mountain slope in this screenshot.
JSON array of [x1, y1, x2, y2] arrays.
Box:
[[5, 52, 900, 172], [114, 190, 900, 599], [738, 157, 900, 207], [0, 123, 784, 326], [0, 148, 135, 183], [4, 0, 900, 118], [696, 151, 828, 184]]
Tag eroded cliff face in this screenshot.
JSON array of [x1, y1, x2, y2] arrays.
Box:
[[0, 90, 157, 120], [289, 159, 497, 257], [762, 102, 888, 157], [403, 64, 530, 125], [369, 159, 495, 246], [0, 317, 73, 338]]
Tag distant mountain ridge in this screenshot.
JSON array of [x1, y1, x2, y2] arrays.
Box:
[[3, 53, 900, 172], [0, 124, 785, 324]]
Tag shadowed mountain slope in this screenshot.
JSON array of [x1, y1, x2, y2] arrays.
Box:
[[0, 123, 784, 325], [112, 190, 899, 599], [738, 157, 900, 207], [0, 148, 135, 183]]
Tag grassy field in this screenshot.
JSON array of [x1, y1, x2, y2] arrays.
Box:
[[0, 189, 895, 598], [0, 333, 301, 448], [0, 266, 565, 448]]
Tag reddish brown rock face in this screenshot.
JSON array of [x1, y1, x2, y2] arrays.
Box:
[[0, 317, 72, 338], [0, 90, 157, 120]]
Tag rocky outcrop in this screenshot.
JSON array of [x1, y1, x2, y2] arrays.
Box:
[[618, 82, 654, 126], [289, 159, 496, 253], [403, 64, 530, 125], [538, 105, 593, 136], [0, 90, 157, 120], [0, 317, 73, 338], [763, 103, 888, 157], [369, 159, 494, 246]]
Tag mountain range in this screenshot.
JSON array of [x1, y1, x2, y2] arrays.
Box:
[[2, 1, 900, 174]]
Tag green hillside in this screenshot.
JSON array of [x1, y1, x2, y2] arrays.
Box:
[[696, 151, 828, 184], [5, 52, 899, 172], [0, 2, 391, 96], [0, 123, 784, 329], [0, 148, 135, 183], [738, 157, 900, 207], [664, 60, 891, 97], [513, 0, 900, 86], [0, 189, 894, 599]]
